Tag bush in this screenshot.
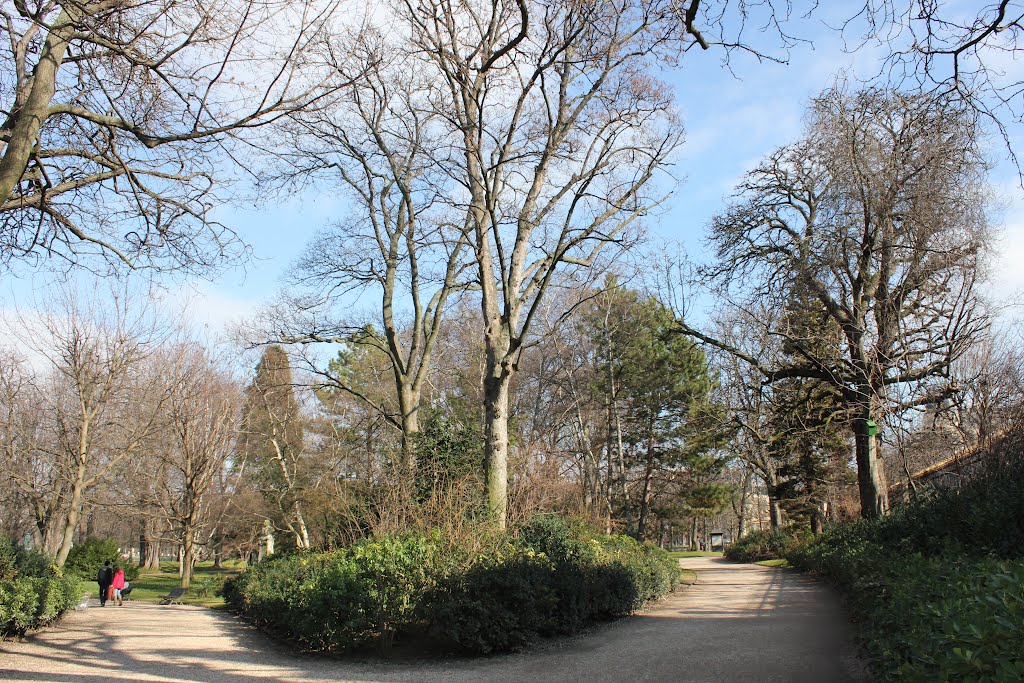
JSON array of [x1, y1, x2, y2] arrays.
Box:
[[0, 537, 81, 638], [514, 516, 680, 636], [724, 528, 805, 563], [225, 516, 680, 655], [224, 534, 441, 651], [788, 447, 1024, 680], [426, 544, 558, 653], [63, 538, 139, 582]]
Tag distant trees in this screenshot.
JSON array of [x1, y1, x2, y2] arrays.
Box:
[[684, 87, 992, 518], [157, 344, 241, 587], [237, 346, 312, 549]]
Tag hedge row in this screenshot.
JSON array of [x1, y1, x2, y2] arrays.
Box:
[[1, 537, 81, 638], [223, 516, 680, 654], [788, 452, 1024, 681]]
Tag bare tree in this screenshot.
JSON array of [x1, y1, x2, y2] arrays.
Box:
[[0, 0, 346, 272], [0, 352, 66, 548], [682, 87, 992, 518], [396, 0, 685, 526], [156, 342, 241, 587], [7, 284, 171, 565], [854, 0, 1024, 171], [260, 29, 472, 471]]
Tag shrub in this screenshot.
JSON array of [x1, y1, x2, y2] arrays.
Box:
[[426, 545, 558, 653], [788, 447, 1024, 680], [724, 528, 804, 563], [224, 534, 440, 651], [0, 537, 81, 638], [225, 516, 681, 655], [514, 516, 680, 635], [63, 537, 139, 582]]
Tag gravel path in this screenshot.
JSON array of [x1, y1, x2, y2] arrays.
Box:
[[0, 558, 867, 682]]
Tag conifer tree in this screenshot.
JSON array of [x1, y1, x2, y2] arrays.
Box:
[[238, 346, 311, 548]]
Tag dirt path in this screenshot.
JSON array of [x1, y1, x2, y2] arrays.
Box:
[[0, 558, 867, 682]]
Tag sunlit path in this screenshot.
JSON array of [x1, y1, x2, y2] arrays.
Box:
[[0, 559, 866, 682]]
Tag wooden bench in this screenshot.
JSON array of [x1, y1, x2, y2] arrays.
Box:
[[159, 587, 187, 605]]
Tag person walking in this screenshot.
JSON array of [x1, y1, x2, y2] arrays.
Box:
[[111, 565, 126, 607], [97, 560, 113, 607]]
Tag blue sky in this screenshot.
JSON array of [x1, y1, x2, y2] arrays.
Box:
[[4, 3, 1022, 333]]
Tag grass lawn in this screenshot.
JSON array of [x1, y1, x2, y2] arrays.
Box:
[[754, 558, 791, 568], [668, 550, 723, 559], [127, 560, 245, 608]]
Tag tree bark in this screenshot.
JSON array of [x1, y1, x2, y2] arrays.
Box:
[[483, 366, 511, 528], [854, 408, 889, 518], [55, 425, 90, 566], [0, 8, 75, 205], [636, 415, 657, 541]]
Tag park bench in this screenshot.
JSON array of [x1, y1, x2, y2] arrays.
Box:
[[159, 587, 187, 605]]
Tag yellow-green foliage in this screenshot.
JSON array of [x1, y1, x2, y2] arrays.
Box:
[[0, 537, 81, 638]]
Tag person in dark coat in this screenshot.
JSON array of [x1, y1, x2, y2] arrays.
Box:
[[97, 560, 113, 607]]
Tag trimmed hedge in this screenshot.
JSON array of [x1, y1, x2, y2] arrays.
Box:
[[223, 516, 680, 654], [1, 537, 82, 638], [788, 450, 1024, 681]]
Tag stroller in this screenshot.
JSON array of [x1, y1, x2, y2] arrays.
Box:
[[119, 583, 133, 600]]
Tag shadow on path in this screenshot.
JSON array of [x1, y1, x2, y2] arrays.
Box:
[[0, 558, 867, 682]]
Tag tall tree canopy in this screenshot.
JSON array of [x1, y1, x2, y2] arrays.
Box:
[[685, 87, 992, 517]]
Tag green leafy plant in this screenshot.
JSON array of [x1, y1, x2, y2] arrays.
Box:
[[63, 538, 139, 582], [788, 443, 1024, 680], [0, 537, 81, 638], [724, 527, 806, 563], [224, 516, 680, 655]]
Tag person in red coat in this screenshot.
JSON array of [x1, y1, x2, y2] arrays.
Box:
[[111, 565, 126, 607]]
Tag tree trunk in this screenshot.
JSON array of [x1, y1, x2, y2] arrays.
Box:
[[811, 504, 826, 535], [55, 452, 89, 567], [139, 528, 148, 568], [854, 410, 889, 518], [212, 527, 224, 569], [399, 385, 420, 475], [293, 501, 311, 549], [483, 367, 511, 528], [0, 7, 76, 205], [737, 468, 752, 538], [769, 497, 784, 529], [636, 417, 657, 541], [146, 541, 161, 569], [181, 535, 194, 588]]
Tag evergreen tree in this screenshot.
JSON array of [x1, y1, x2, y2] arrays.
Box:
[[767, 290, 853, 533], [238, 346, 311, 548]]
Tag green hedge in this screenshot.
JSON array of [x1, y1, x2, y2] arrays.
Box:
[[1, 537, 82, 638], [223, 516, 680, 654], [788, 450, 1024, 681], [64, 537, 139, 582]]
